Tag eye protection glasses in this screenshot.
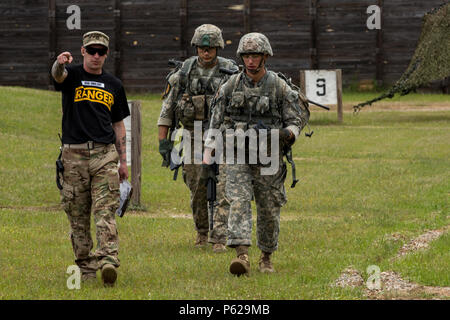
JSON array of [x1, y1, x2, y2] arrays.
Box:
[[85, 46, 107, 56], [241, 54, 263, 60]]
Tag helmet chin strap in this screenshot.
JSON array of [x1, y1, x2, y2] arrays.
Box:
[[199, 56, 217, 67], [243, 56, 266, 74], [198, 48, 218, 68]]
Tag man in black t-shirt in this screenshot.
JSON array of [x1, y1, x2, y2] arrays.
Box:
[[52, 31, 130, 287]]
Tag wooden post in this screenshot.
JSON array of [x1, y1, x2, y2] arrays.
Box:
[[244, 0, 251, 34], [299, 70, 306, 96], [309, 0, 319, 69], [130, 100, 142, 207], [114, 0, 122, 79], [48, 0, 56, 89], [336, 69, 343, 123], [180, 0, 189, 59], [376, 0, 384, 86]]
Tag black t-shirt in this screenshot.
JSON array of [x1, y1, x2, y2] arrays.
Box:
[[54, 64, 130, 144]]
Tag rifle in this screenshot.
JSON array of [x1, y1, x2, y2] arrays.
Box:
[[218, 67, 240, 75], [284, 148, 299, 188], [205, 163, 219, 230], [307, 99, 330, 111], [161, 59, 185, 180], [168, 59, 182, 69], [56, 134, 64, 190], [276, 72, 330, 111], [255, 121, 299, 188], [169, 137, 183, 181], [56, 148, 64, 190], [161, 133, 183, 181]]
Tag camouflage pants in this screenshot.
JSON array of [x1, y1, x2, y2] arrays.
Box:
[[208, 164, 229, 245], [182, 162, 209, 235], [225, 161, 287, 253], [181, 134, 228, 241], [60, 143, 120, 274]]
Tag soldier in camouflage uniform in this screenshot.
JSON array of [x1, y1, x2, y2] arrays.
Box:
[[157, 24, 238, 252], [204, 33, 309, 276], [52, 31, 130, 286]]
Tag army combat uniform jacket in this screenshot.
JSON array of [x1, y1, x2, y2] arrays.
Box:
[[205, 69, 309, 252], [158, 56, 238, 130], [157, 56, 237, 238]]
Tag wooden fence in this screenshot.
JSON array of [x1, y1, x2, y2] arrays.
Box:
[[0, 0, 447, 92]]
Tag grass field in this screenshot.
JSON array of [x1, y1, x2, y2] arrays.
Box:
[[0, 86, 449, 300]]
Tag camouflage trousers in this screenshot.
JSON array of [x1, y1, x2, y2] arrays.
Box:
[[181, 135, 228, 242], [208, 164, 229, 245], [182, 162, 209, 234], [60, 143, 120, 274], [225, 161, 287, 253], [182, 163, 228, 242]]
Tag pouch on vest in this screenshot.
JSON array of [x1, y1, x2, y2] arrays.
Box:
[[191, 94, 206, 120], [179, 93, 195, 123], [256, 96, 270, 114], [231, 91, 245, 109]]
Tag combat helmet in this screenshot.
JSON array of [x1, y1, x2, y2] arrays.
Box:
[[236, 32, 273, 58], [191, 24, 225, 49]]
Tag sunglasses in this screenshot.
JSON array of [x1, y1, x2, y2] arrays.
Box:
[[85, 46, 107, 56]]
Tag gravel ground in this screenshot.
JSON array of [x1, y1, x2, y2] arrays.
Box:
[[334, 267, 450, 299], [334, 225, 450, 299], [396, 226, 450, 259]]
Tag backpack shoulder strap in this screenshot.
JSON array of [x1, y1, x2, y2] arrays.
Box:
[[178, 56, 197, 91]]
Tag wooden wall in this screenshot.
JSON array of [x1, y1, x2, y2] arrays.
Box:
[[0, 0, 447, 92]]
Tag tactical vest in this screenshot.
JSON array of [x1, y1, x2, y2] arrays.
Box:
[[223, 70, 302, 187], [176, 56, 235, 129], [224, 71, 284, 131]]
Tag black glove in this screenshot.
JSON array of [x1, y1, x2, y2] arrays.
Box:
[[159, 139, 173, 167], [280, 128, 295, 147]]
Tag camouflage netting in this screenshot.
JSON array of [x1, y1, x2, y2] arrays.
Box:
[[354, 3, 450, 112]]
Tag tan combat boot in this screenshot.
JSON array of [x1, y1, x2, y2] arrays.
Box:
[[101, 264, 117, 287], [81, 272, 97, 283], [229, 245, 250, 276], [258, 252, 275, 273], [212, 243, 227, 253], [195, 232, 208, 247]]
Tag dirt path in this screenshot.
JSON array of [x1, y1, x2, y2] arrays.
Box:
[[334, 226, 450, 300], [0, 205, 313, 222]]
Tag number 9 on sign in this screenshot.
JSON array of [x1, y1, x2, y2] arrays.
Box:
[[316, 78, 326, 96], [304, 70, 337, 105]]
